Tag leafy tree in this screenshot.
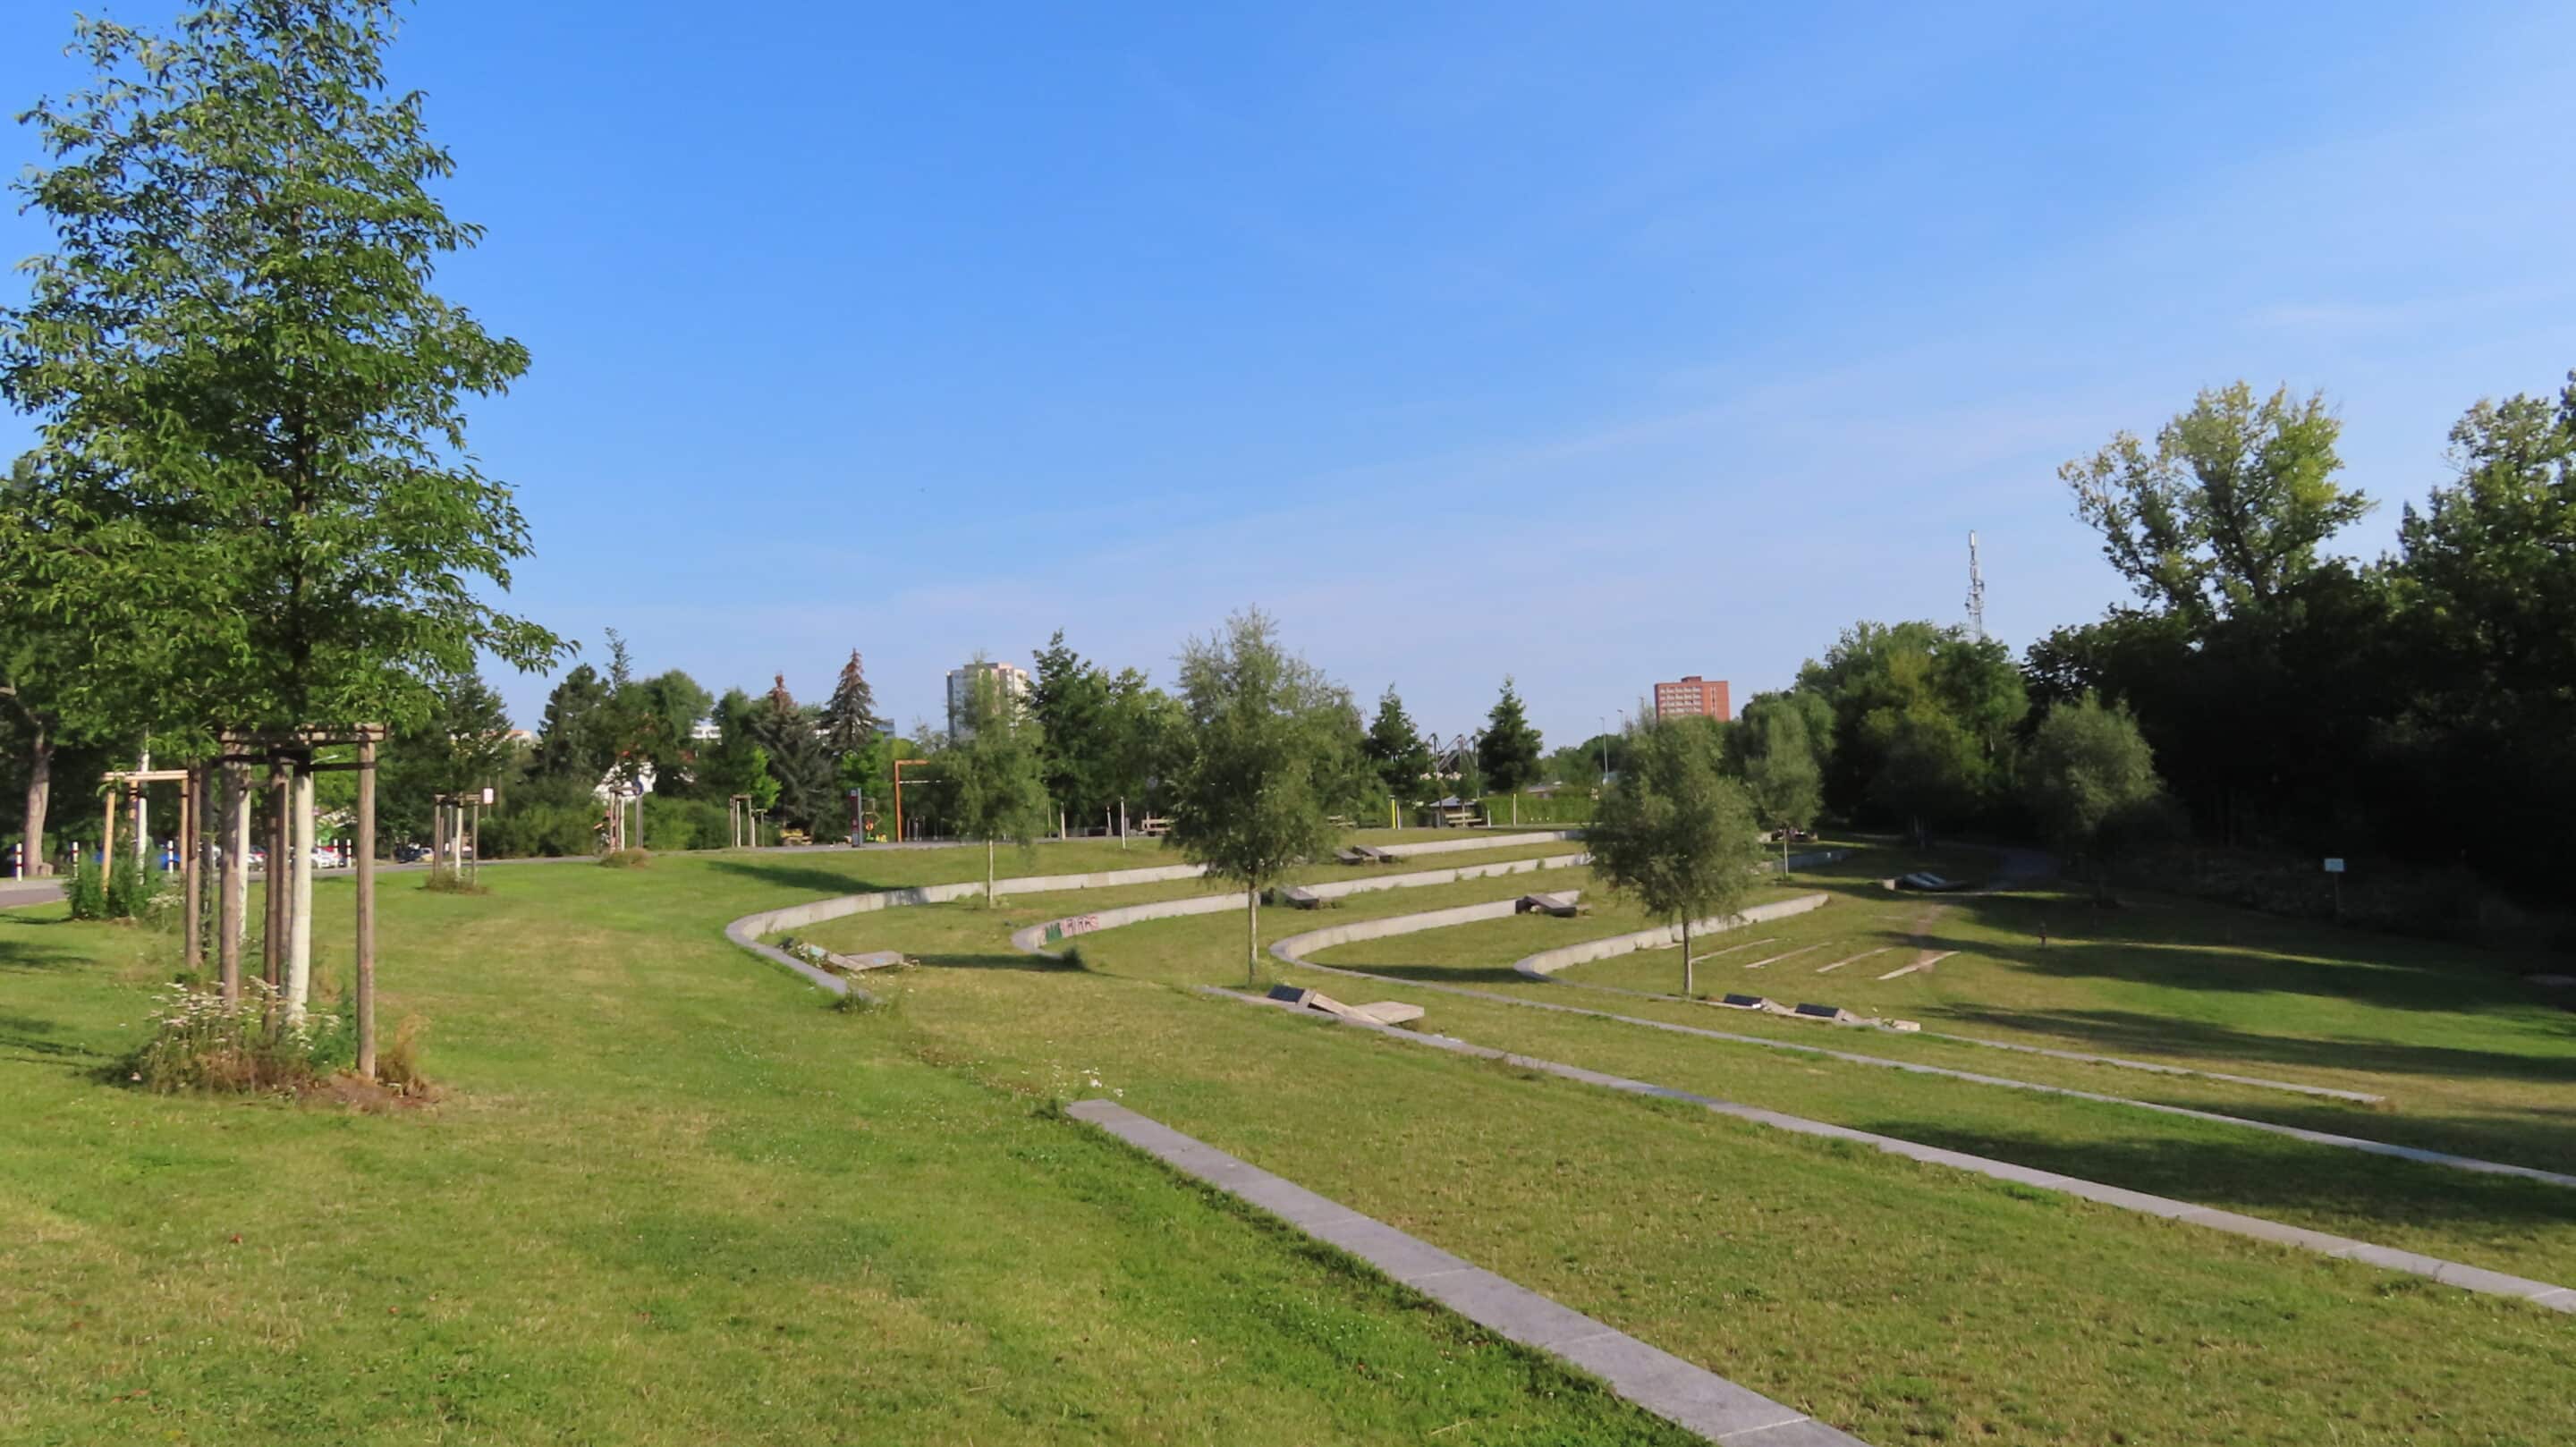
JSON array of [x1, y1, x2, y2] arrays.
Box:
[[1029, 630, 1114, 823], [2, 0, 564, 748], [1476, 677, 1545, 795], [1587, 718, 1762, 996], [1741, 705, 1824, 874], [1167, 609, 1343, 984], [938, 672, 1052, 905], [2062, 382, 2369, 630], [381, 673, 514, 842], [818, 649, 886, 756], [2021, 695, 2176, 894], [2396, 373, 2576, 720], [1100, 670, 1183, 825], [1799, 621, 2022, 829], [1362, 687, 1436, 804]]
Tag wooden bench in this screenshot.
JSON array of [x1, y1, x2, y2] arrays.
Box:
[[1137, 815, 1174, 838]]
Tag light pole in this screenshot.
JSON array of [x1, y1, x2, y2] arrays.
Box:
[[1597, 715, 1609, 785]]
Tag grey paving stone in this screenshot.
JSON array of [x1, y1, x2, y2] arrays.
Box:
[[1552, 1331, 1821, 1441], [1720, 1416, 1871, 1444], [1410, 1267, 1617, 1351], [2175, 1208, 2360, 1255]]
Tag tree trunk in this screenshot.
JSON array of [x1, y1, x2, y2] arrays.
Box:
[[356, 740, 377, 1080], [20, 724, 50, 877], [220, 764, 250, 1004], [288, 768, 314, 1022], [1247, 887, 1260, 987], [1682, 916, 1694, 997]]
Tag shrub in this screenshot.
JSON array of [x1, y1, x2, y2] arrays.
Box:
[[420, 867, 487, 894], [64, 859, 171, 921], [599, 848, 651, 869], [127, 982, 356, 1094], [64, 859, 108, 919]]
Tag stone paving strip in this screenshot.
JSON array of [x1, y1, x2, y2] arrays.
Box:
[[1743, 945, 1821, 969], [1063, 1096, 1866, 1444], [1207, 991, 2576, 1314], [1260, 925, 2576, 1191], [1813, 948, 1891, 973], [1875, 953, 1951, 980]]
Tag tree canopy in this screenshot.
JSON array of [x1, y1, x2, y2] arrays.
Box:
[[1476, 677, 1545, 794], [1166, 609, 1343, 983], [1587, 717, 1762, 997]]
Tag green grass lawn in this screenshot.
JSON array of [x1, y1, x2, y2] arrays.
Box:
[[5, 841, 2572, 1445], [1313, 841, 2576, 1176], [0, 850, 1694, 1447]]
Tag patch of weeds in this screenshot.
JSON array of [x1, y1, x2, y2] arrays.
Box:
[[420, 867, 487, 894], [829, 988, 894, 1017], [599, 849, 651, 869]]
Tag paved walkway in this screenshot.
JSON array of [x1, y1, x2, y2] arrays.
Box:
[[1212, 990, 2576, 1314], [1065, 1098, 1864, 1444]]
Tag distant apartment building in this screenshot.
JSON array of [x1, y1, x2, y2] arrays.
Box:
[[946, 659, 1032, 739], [1652, 675, 1731, 723]]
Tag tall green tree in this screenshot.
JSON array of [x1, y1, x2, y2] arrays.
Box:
[[818, 649, 886, 757], [2, 0, 564, 745], [937, 672, 1052, 906], [1362, 686, 1436, 807], [381, 673, 514, 841], [532, 665, 614, 781], [1740, 704, 1824, 875], [1798, 621, 2021, 831], [1587, 718, 1762, 997], [1167, 609, 1343, 984], [745, 673, 834, 833], [1477, 677, 1545, 796], [2062, 382, 2368, 630], [2021, 695, 2176, 895], [1029, 630, 1114, 824]]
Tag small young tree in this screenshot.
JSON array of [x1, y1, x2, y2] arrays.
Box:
[[938, 673, 1052, 905], [2021, 694, 2174, 896], [1588, 718, 1762, 996], [1477, 676, 1546, 801], [1741, 707, 1824, 876], [1168, 609, 1341, 985]]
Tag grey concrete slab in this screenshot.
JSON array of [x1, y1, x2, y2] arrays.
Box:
[[1062, 1098, 1864, 1443]]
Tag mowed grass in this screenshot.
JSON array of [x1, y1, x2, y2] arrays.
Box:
[[753, 868, 2576, 1443], [0, 848, 1701, 1447], [887, 858, 2576, 1288], [1330, 841, 2576, 1177], [7, 842, 2573, 1444]]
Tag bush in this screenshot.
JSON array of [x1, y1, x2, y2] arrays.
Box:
[[642, 796, 730, 852], [599, 848, 651, 869], [64, 859, 171, 921], [64, 859, 107, 919], [127, 982, 356, 1094], [420, 867, 486, 894]]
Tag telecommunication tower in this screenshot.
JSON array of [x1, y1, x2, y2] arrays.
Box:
[[1965, 531, 1987, 641]]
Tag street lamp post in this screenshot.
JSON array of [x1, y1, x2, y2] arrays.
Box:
[[1597, 715, 1609, 784]]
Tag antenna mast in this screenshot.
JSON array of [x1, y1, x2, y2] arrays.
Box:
[[1965, 531, 1987, 641]]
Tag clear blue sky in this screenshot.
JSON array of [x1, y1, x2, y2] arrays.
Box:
[[6, 1, 2572, 744]]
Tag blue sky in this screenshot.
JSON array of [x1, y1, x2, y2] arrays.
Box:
[[6, 1, 2573, 744]]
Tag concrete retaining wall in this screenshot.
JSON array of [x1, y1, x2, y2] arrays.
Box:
[[1271, 899, 1530, 961], [1011, 853, 1597, 959], [1372, 830, 1582, 859], [1513, 893, 1830, 979]]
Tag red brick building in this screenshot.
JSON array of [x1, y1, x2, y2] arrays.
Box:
[[1651, 675, 1731, 722]]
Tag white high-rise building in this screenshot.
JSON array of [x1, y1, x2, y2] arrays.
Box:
[[945, 659, 1031, 740]]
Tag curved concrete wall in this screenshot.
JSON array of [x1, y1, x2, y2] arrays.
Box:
[[1269, 899, 1532, 961], [1011, 853, 1596, 959], [1373, 830, 1582, 859], [1513, 893, 1830, 979]]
